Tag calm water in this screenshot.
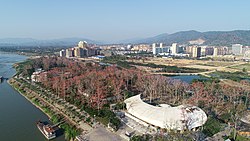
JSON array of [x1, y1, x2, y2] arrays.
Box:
[[0, 52, 65, 141], [169, 75, 204, 83]]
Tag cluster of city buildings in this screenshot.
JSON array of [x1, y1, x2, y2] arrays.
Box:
[[99, 44, 152, 52], [59, 41, 250, 60], [152, 43, 189, 57], [59, 41, 100, 58], [98, 44, 152, 56], [152, 43, 250, 58]]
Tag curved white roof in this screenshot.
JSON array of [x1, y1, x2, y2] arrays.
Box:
[[124, 94, 207, 130]]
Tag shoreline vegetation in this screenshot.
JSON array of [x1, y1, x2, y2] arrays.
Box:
[[8, 59, 121, 141], [8, 78, 80, 140], [0, 47, 63, 56], [8, 79, 52, 119]]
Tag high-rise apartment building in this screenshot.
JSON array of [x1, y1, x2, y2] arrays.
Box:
[[152, 43, 169, 55], [192, 46, 201, 58], [171, 43, 178, 54], [232, 44, 243, 55], [78, 41, 87, 48], [66, 48, 74, 58], [59, 49, 66, 57]]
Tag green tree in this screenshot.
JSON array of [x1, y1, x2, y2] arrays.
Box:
[[242, 67, 247, 72]]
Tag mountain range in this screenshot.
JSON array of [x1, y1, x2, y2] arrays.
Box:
[[1, 30, 250, 47], [0, 38, 101, 47], [126, 30, 250, 46]]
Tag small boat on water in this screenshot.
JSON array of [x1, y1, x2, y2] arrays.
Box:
[[36, 121, 56, 140], [0, 76, 3, 83]]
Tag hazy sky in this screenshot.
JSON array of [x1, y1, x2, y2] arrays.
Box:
[[0, 0, 249, 42]]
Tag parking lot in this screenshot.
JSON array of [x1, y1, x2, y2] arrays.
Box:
[[84, 126, 124, 141]]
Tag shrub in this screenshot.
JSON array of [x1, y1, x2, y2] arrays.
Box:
[[202, 117, 222, 137]]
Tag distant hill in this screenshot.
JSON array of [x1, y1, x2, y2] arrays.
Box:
[[0, 38, 102, 47], [127, 30, 250, 46], [2, 30, 250, 46]]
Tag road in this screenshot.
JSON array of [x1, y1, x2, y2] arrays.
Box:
[[84, 126, 124, 141]]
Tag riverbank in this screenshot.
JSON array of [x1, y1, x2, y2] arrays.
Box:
[[0, 52, 67, 141], [0, 50, 33, 58], [8, 78, 82, 140], [7, 79, 52, 119]]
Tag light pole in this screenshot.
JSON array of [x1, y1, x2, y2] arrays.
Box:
[[94, 115, 96, 128]]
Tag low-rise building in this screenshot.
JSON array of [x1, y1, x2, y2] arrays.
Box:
[[131, 44, 152, 52], [31, 69, 47, 82], [124, 94, 207, 131]]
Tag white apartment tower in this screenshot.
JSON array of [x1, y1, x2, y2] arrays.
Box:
[[171, 43, 178, 54], [152, 43, 169, 55], [213, 48, 218, 57], [59, 49, 66, 57], [232, 44, 243, 55], [152, 43, 157, 55]]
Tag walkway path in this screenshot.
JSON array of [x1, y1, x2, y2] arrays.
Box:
[[204, 127, 231, 141]]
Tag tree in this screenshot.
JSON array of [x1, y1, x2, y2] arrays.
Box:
[[242, 67, 247, 72], [230, 104, 246, 141]]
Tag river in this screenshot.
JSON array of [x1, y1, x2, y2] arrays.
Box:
[[0, 52, 65, 141]]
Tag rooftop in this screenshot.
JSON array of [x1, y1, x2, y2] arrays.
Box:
[[124, 94, 207, 130]]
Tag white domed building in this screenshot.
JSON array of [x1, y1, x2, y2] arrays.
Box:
[[124, 94, 207, 131]]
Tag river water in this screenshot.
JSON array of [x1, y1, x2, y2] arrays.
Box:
[[0, 52, 65, 141]]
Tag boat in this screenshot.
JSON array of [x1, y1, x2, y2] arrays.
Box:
[[0, 76, 3, 82], [36, 121, 56, 140]]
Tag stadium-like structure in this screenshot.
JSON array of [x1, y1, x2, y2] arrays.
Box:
[[124, 94, 207, 131]]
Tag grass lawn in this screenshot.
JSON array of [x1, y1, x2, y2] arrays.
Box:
[[228, 63, 250, 71], [209, 71, 250, 81], [198, 61, 235, 67]]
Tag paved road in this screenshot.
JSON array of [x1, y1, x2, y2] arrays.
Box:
[[84, 126, 124, 141]]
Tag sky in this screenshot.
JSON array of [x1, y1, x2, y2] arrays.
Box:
[[0, 0, 249, 42]]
